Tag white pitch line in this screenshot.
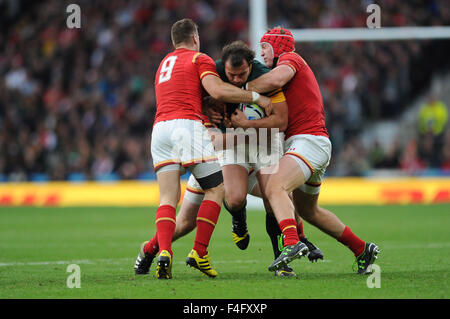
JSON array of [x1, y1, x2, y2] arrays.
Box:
[[0, 257, 332, 267], [0, 259, 96, 267], [379, 242, 450, 250], [3, 242, 449, 267], [0, 258, 265, 267]]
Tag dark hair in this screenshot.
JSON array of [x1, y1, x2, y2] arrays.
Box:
[[221, 41, 255, 68], [171, 18, 198, 46]]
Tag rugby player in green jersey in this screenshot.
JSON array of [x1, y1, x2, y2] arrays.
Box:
[[135, 41, 323, 278]]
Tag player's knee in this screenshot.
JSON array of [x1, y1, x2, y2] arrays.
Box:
[[264, 180, 286, 201], [204, 183, 225, 203], [225, 190, 247, 211]]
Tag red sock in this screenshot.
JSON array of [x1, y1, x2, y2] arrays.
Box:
[[144, 234, 159, 256], [193, 200, 221, 257], [279, 218, 299, 247], [297, 219, 305, 239], [338, 226, 366, 256], [155, 205, 176, 256]]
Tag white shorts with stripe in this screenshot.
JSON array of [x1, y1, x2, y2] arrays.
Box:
[[217, 130, 285, 173], [151, 119, 221, 179], [284, 134, 332, 195]]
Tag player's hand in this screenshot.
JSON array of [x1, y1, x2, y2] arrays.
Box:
[[203, 96, 225, 126], [223, 114, 233, 128], [256, 95, 273, 116], [231, 109, 249, 129], [205, 108, 223, 126]]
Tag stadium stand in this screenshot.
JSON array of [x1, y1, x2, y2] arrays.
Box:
[[0, 0, 449, 181]]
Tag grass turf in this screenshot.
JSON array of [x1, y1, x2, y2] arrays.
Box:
[[0, 204, 449, 299]]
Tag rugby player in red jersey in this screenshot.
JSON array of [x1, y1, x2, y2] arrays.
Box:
[[135, 42, 324, 278], [246, 27, 379, 274], [134, 19, 273, 279]]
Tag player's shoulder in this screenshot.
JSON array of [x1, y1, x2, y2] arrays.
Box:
[[214, 59, 227, 81], [252, 59, 270, 71], [278, 52, 297, 64], [248, 60, 270, 81], [278, 52, 308, 72], [170, 49, 213, 65], [192, 51, 215, 65], [215, 59, 224, 69]]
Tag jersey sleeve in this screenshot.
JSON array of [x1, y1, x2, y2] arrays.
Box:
[[266, 88, 286, 104], [277, 53, 306, 74], [249, 60, 284, 102], [215, 59, 228, 82], [194, 53, 220, 81]]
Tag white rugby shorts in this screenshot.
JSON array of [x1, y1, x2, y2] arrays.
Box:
[[151, 119, 221, 181], [284, 134, 332, 195], [218, 130, 284, 173]]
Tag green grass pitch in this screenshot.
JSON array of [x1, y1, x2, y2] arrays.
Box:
[[0, 204, 449, 299]]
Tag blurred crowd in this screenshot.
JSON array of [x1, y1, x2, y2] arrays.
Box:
[[0, 0, 449, 181], [267, 0, 450, 175]]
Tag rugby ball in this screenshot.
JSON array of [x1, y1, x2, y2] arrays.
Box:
[[239, 103, 266, 120]]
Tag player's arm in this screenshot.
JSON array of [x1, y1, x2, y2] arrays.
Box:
[[231, 100, 288, 132], [231, 88, 288, 131], [202, 96, 225, 127], [246, 65, 295, 93], [201, 74, 273, 115]]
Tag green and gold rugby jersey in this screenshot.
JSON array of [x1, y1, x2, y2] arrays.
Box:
[[214, 59, 285, 131]]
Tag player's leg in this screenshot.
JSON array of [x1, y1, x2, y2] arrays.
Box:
[[136, 175, 204, 275], [286, 133, 378, 274], [248, 172, 282, 259], [257, 165, 309, 273], [251, 181, 297, 259], [191, 171, 224, 260], [184, 124, 225, 277], [255, 130, 305, 274], [135, 120, 181, 278], [222, 164, 251, 250], [292, 189, 346, 238], [249, 169, 324, 266], [248, 173, 285, 263], [262, 156, 305, 221], [159, 174, 205, 245], [134, 166, 181, 277], [262, 194, 298, 277], [186, 165, 224, 278], [175, 175, 205, 240], [223, 164, 249, 210], [153, 167, 181, 279], [292, 188, 379, 274], [136, 202, 201, 276], [290, 192, 324, 262], [250, 178, 302, 242], [255, 172, 280, 256], [144, 200, 200, 254], [261, 134, 335, 272], [143, 176, 203, 257]]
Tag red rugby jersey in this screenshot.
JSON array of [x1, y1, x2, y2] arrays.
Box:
[[277, 52, 329, 139], [154, 48, 219, 125]]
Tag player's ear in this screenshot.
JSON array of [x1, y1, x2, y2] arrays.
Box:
[[193, 33, 199, 45]]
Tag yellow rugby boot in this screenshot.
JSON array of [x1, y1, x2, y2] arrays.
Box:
[[186, 249, 218, 278], [155, 250, 172, 279]]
